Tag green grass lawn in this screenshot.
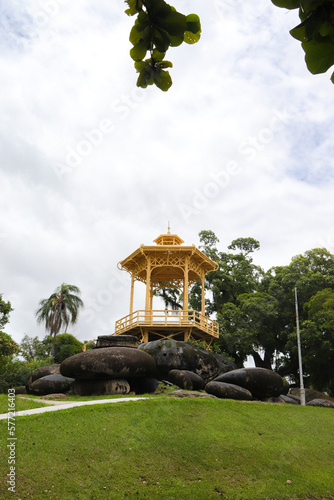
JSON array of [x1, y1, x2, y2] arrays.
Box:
[[0, 398, 333, 499], [0, 394, 48, 414]]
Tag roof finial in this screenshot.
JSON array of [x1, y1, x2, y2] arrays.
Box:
[[167, 221, 171, 234]]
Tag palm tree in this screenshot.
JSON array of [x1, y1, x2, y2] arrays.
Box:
[[36, 283, 84, 357]]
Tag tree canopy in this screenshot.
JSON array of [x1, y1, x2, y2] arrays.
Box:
[[179, 231, 334, 395], [125, 0, 334, 90], [0, 293, 13, 331]]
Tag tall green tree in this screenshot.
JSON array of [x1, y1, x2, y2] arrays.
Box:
[[189, 231, 263, 315], [0, 293, 13, 330], [19, 334, 51, 362], [0, 331, 19, 363], [218, 293, 281, 369], [284, 288, 334, 395], [36, 283, 84, 357]]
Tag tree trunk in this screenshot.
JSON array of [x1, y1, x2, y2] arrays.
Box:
[[51, 332, 56, 358], [251, 350, 273, 370]]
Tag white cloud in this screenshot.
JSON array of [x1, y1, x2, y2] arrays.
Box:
[[1, 0, 334, 345]]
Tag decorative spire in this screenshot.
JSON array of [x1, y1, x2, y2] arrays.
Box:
[[167, 221, 171, 234]]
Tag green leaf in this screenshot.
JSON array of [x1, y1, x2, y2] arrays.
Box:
[[130, 40, 148, 61], [129, 24, 149, 45], [158, 60, 173, 69], [300, 0, 327, 12], [319, 21, 334, 38], [157, 11, 187, 37], [271, 0, 300, 9], [134, 61, 146, 71], [136, 65, 154, 88], [168, 34, 184, 47], [184, 30, 201, 44], [186, 14, 201, 34], [302, 40, 334, 73], [331, 71, 334, 83], [136, 10, 150, 28], [154, 69, 173, 91], [152, 49, 165, 62], [144, 0, 172, 18], [125, 0, 143, 16], [153, 27, 171, 52]]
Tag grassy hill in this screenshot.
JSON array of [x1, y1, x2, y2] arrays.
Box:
[[1, 397, 334, 499]]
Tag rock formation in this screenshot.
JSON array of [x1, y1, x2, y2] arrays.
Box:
[[139, 340, 220, 381]]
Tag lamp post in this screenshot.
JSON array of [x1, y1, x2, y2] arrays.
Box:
[[295, 287, 306, 406]]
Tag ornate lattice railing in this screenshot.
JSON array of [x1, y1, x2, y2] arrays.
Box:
[[115, 310, 219, 338]]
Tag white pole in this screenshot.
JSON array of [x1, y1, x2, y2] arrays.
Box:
[[295, 287, 306, 406]]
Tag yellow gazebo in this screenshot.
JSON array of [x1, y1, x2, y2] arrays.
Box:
[[114, 228, 219, 346]]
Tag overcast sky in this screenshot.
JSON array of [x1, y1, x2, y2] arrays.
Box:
[[1, 0, 334, 346]]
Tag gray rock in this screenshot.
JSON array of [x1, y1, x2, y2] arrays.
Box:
[[72, 378, 130, 396], [96, 335, 138, 349], [60, 347, 156, 380], [306, 399, 334, 408], [14, 386, 27, 394], [213, 353, 237, 374], [286, 393, 301, 403], [280, 394, 300, 405], [264, 396, 286, 404], [29, 374, 74, 396], [168, 391, 217, 399], [31, 364, 61, 382], [139, 340, 220, 381], [168, 369, 205, 391], [205, 381, 252, 401], [290, 388, 334, 403], [41, 393, 68, 400], [214, 368, 288, 399], [25, 364, 61, 392]]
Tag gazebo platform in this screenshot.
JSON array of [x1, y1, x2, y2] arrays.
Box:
[[115, 309, 219, 345]]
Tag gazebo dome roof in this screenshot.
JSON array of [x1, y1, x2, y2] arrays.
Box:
[[153, 232, 184, 246], [117, 230, 218, 289]]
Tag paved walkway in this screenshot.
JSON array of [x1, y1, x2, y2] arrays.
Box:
[[0, 396, 149, 420]]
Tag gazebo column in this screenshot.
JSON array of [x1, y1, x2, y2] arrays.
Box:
[[150, 287, 154, 310], [201, 272, 205, 316], [183, 257, 189, 312], [145, 257, 152, 320], [129, 273, 135, 315]]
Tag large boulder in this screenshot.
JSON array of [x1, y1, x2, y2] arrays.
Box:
[[205, 381, 252, 401], [214, 368, 288, 399], [25, 364, 61, 393], [290, 388, 334, 403], [72, 378, 130, 396], [96, 335, 138, 349], [29, 374, 74, 396], [60, 347, 157, 380], [139, 340, 220, 381], [213, 353, 237, 374], [168, 369, 205, 391], [306, 399, 334, 408]]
